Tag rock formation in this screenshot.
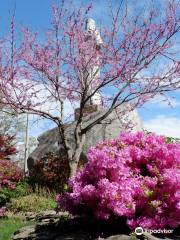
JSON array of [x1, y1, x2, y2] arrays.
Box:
[[28, 107, 142, 169]]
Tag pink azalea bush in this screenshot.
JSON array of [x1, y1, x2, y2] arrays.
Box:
[[56, 132, 180, 230], [0, 159, 23, 190]]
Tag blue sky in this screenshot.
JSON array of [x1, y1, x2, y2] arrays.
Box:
[[0, 0, 180, 138]]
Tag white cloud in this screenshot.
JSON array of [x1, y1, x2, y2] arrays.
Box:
[[144, 115, 180, 138]]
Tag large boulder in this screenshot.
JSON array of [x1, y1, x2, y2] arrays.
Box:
[[28, 107, 142, 169]]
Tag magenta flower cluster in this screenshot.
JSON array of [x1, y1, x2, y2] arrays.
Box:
[[56, 132, 180, 229]]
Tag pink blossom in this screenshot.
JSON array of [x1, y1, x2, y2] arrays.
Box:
[[57, 132, 180, 230]]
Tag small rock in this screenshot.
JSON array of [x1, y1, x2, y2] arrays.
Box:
[[35, 210, 69, 222], [12, 225, 36, 240], [105, 235, 132, 240], [55, 232, 91, 240], [25, 212, 37, 221]]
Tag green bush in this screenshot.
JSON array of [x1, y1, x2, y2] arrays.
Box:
[[0, 181, 29, 207], [0, 188, 11, 207], [8, 193, 56, 213]]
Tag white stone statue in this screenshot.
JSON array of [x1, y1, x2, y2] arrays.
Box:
[[85, 18, 103, 46], [82, 18, 103, 106]]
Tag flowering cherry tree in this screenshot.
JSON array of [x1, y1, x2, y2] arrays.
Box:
[[0, 0, 180, 177]]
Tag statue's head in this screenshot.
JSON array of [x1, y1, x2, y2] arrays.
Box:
[[85, 18, 96, 32], [85, 18, 103, 47]]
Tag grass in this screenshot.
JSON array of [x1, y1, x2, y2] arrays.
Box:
[[0, 186, 57, 239], [0, 217, 33, 240], [8, 193, 57, 213], [7, 186, 57, 213]]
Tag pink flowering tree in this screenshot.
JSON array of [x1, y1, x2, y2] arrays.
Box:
[[56, 132, 180, 230], [0, 0, 180, 177]]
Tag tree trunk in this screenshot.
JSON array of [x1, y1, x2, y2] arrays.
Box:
[[57, 122, 86, 178], [69, 132, 86, 178]]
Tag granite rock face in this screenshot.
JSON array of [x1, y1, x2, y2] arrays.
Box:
[[28, 107, 142, 169]]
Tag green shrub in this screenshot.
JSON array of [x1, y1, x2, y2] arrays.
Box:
[[0, 181, 29, 207], [0, 188, 11, 207], [13, 181, 30, 196], [8, 193, 56, 213]]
